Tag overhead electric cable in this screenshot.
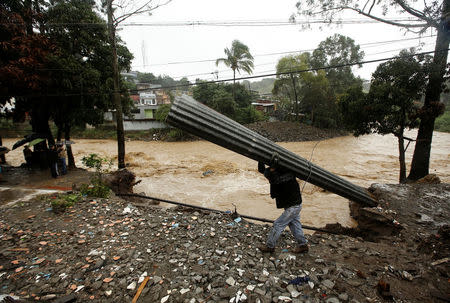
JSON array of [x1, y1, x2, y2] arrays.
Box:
[[136, 48, 447, 91], [2, 49, 445, 99], [117, 18, 425, 27], [166, 44, 434, 81], [130, 35, 435, 68]]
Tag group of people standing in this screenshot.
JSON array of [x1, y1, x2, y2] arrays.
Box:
[[49, 145, 67, 178], [23, 144, 67, 178]]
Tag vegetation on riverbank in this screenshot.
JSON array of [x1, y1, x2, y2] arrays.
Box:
[[435, 110, 450, 133]]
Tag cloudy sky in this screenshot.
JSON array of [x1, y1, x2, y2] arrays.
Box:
[[116, 0, 437, 83]]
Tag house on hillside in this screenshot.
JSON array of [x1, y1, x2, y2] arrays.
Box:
[[105, 83, 171, 130], [251, 99, 277, 114]]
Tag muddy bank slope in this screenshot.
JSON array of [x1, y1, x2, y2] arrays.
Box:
[[0, 182, 449, 303], [246, 122, 348, 142]]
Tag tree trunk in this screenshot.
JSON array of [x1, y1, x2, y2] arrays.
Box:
[[65, 123, 76, 169], [56, 126, 62, 142], [397, 134, 407, 184], [31, 99, 54, 146], [232, 69, 236, 102], [0, 136, 5, 163], [107, 0, 126, 169], [408, 3, 450, 180]]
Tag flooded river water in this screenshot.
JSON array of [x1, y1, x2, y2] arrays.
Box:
[[3, 131, 449, 228]]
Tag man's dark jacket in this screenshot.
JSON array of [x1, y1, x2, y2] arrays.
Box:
[[258, 162, 302, 209]]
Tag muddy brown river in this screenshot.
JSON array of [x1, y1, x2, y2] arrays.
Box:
[[2, 131, 449, 228]]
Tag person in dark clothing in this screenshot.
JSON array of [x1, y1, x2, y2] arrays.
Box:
[[23, 146, 32, 168], [48, 145, 59, 178], [57, 145, 67, 175], [257, 152, 308, 253]]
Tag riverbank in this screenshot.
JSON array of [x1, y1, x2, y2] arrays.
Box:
[[0, 175, 449, 302], [1, 121, 347, 142]]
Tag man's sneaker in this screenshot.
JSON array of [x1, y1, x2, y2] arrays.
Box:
[[291, 244, 309, 253], [257, 244, 275, 253]]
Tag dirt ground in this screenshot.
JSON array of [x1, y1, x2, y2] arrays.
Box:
[[0, 164, 449, 302], [0, 122, 448, 302]]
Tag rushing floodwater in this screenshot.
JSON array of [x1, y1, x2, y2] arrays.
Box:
[[3, 131, 449, 228]]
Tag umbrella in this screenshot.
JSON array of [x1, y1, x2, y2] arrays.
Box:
[[12, 138, 30, 150], [29, 138, 46, 147], [0, 146, 9, 155], [12, 133, 47, 150]]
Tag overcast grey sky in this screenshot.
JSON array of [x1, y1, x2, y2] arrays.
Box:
[[116, 0, 437, 83]]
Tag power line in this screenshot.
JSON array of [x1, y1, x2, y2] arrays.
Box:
[[167, 43, 435, 81], [118, 18, 424, 27], [130, 35, 436, 68], [2, 48, 444, 99], [138, 49, 447, 91], [2, 17, 423, 27]]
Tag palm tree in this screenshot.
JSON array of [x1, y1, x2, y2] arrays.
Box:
[[216, 40, 254, 101]]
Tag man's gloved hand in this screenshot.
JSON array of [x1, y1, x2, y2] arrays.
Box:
[[269, 152, 280, 168]]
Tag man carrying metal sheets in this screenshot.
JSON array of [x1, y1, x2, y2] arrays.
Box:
[[257, 152, 309, 253]]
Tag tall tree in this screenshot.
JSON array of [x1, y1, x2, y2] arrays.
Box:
[[45, 0, 133, 167], [0, 1, 52, 113], [104, 0, 172, 169], [310, 34, 364, 95], [273, 53, 310, 119], [216, 40, 254, 101], [294, 0, 450, 180], [273, 52, 337, 127], [340, 50, 430, 183]]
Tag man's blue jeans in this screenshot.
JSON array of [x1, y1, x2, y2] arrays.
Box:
[[267, 204, 307, 248], [59, 157, 67, 175]]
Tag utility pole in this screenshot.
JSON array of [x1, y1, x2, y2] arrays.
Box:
[[290, 73, 299, 121], [107, 0, 126, 169]]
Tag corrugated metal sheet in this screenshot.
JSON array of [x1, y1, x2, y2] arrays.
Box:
[[167, 95, 377, 207]]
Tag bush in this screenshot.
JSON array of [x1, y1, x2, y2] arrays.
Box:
[[236, 106, 267, 124], [48, 193, 82, 213], [155, 104, 171, 122], [80, 182, 110, 198], [80, 153, 112, 198], [435, 110, 450, 133], [167, 128, 186, 141]]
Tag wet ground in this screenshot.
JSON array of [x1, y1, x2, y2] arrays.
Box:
[[0, 183, 449, 302], [0, 166, 92, 207]]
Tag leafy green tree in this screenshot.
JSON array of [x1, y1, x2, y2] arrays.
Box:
[[0, 1, 52, 108], [301, 70, 337, 128], [273, 53, 337, 127], [340, 50, 430, 183], [310, 34, 364, 95], [2, 0, 133, 168], [225, 83, 257, 108], [294, 0, 450, 180], [45, 0, 132, 167], [193, 82, 235, 118], [192, 81, 262, 124], [216, 40, 254, 101], [137, 72, 157, 83], [273, 53, 310, 119], [155, 104, 171, 122], [235, 106, 266, 124]]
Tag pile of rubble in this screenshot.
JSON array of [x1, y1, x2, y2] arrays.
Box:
[[1, 183, 449, 302]]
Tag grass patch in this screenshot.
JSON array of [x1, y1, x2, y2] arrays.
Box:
[[79, 183, 110, 199], [46, 192, 82, 213]]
